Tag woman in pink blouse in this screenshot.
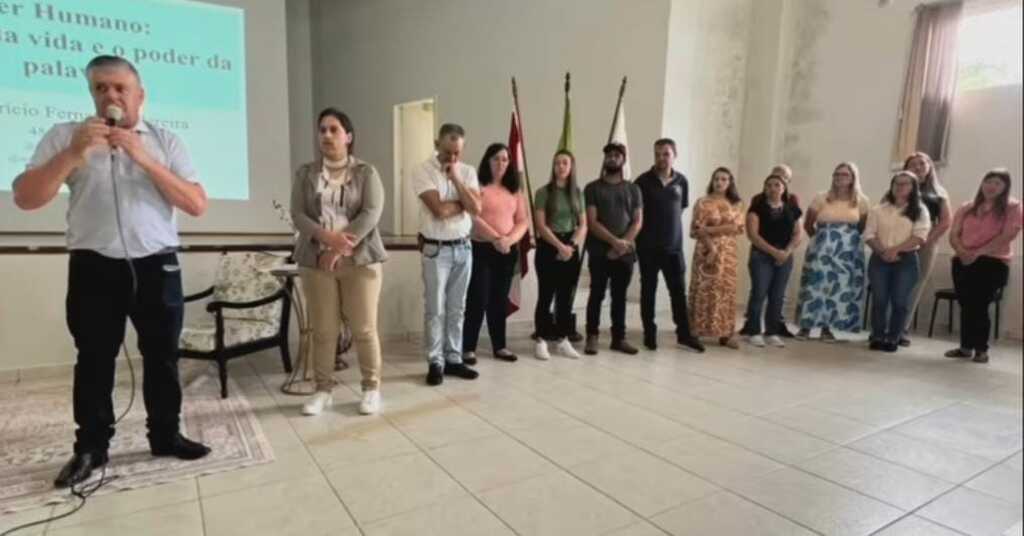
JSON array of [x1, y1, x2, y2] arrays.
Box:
[[946, 169, 1023, 364], [462, 143, 529, 363]]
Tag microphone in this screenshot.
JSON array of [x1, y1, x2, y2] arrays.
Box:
[[105, 104, 124, 127], [105, 105, 124, 152]]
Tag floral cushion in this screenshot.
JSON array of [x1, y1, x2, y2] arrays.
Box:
[[211, 253, 288, 322], [180, 318, 280, 353]]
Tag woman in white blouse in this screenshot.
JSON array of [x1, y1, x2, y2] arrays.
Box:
[[863, 171, 931, 353]]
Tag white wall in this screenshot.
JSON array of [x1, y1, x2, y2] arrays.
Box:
[[765, 0, 1023, 337], [0, 247, 544, 372], [0, 251, 226, 372], [663, 0, 754, 271], [286, 0, 316, 174], [308, 0, 672, 236]]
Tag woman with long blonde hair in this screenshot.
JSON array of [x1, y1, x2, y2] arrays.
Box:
[[794, 162, 870, 341]]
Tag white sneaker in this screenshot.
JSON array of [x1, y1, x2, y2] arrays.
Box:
[[748, 335, 766, 347], [555, 339, 581, 359], [534, 340, 551, 360], [301, 391, 333, 416], [359, 390, 381, 415], [766, 335, 785, 348]]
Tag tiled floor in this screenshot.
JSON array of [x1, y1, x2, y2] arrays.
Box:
[[2, 326, 1022, 535]]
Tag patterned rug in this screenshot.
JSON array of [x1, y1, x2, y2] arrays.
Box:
[[0, 364, 275, 514]]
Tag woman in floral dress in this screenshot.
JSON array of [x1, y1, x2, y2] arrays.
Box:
[[689, 167, 746, 349], [794, 162, 871, 340]]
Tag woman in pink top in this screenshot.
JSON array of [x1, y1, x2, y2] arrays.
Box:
[[947, 169, 1023, 363], [463, 143, 529, 362]]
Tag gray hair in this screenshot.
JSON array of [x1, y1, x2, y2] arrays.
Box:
[[85, 55, 141, 82]]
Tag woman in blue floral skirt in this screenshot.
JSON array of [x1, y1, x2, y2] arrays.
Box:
[[794, 162, 871, 340]]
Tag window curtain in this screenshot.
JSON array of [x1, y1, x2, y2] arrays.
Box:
[[893, 1, 963, 165]]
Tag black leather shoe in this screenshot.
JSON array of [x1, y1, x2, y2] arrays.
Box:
[[54, 452, 108, 488], [150, 434, 211, 460], [643, 333, 658, 351], [777, 324, 796, 338], [882, 342, 899, 353], [444, 363, 479, 380], [494, 349, 518, 362], [426, 363, 444, 386], [610, 340, 639, 355], [869, 340, 884, 351], [677, 336, 706, 353]]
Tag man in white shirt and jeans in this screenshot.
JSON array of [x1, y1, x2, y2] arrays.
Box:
[[413, 124, 483, 385]]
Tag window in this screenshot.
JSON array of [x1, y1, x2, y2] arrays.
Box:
[[957, 2, 1023, 92]]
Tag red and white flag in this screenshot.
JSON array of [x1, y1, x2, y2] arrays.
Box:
[[506, 109, 532, 316]]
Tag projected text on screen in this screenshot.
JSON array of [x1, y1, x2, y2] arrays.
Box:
[[0, 0, 249, 200]]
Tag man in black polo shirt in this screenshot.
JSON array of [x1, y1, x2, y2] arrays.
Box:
[[634, 138, 705, 353]]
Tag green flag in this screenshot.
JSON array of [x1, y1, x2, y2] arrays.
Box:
[[557, 73, 573, 152]]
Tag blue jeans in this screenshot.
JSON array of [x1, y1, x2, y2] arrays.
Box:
[[741, 248, 794, 336], [868, 252, 920, 343], [421, 240, 473, 367]]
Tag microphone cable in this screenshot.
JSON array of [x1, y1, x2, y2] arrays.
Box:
[[2, 147, 139, 536]]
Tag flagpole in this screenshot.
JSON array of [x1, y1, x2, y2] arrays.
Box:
[[559, 72, 571, 151], [511, 77, 535, 217], [607, 76, 627, 143]]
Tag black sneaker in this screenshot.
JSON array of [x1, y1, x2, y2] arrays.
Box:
[[444, 363, 479, 380], [426, 363, 444, 386], [677, 336, 706, 353], [777, 324, 796, 338], [610, 339, 639, 355], [643, 333, 658, 351], [869, 340, 885, 351], [150, 434, 211, 460], [54, 451, 108, 488], [882, 342, 899, 353]]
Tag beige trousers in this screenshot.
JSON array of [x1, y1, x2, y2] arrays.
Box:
[[905, 241, 938, 333], [300, 263, 383, 392]]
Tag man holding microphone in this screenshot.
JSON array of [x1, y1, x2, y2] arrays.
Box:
[[12, 55, 211, 488]]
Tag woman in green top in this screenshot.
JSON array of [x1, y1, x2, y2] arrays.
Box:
[[533, 150, 588, 360]]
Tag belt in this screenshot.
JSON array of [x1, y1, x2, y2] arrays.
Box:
[[419, 235, 469, 246]]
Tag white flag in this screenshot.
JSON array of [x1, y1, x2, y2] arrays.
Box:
[[609, 103, 630, 180]]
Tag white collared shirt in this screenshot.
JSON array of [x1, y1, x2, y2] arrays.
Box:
[[863, 200, 932, 250], [24, 119, 198, 258], [411, 156, 479, 240]]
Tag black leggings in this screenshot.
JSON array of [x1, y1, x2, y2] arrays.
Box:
[[952, 256, 1008, 353], [463, 241, 518, 352], [534, 233, 582, 340]]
